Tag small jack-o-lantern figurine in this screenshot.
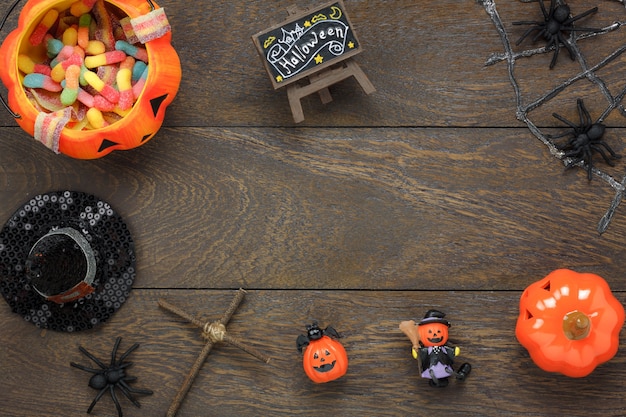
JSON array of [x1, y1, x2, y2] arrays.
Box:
[[296, 321, 348, 383], [400, 310, 471, 387]]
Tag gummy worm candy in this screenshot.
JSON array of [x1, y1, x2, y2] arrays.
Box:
[[86, 107, 107, 128], [50, 53, 83, 83], [84, 50, 126, 69], [115, 40, 148, 63], [60, 65, 81, 106], [62, 26, 78, 47], [18, 55, 52, 76], [83, 71, 119, 104], [23, 74, 62, 92], [116, 57, 135, 110], [77, 14, 92, 49], [29, 9, 59, 46], [70, 0, 98, 17]]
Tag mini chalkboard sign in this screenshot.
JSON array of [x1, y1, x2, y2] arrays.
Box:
[[253, 1, 362, 89], [252, 1, 375, 122]]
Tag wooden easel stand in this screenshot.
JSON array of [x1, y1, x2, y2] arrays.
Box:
[[287, 58, 375, 123]]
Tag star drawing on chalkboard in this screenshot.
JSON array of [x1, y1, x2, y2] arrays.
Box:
[[348, 41, 355, 48], [314, 54, 324, 64], [276, 75, 283, 83], [304, 20, 311, 27]]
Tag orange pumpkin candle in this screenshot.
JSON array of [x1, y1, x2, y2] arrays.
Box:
[[516, 269, 624, 377]]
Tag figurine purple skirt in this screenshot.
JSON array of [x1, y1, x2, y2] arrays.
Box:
[[422, 362, 454, 380]]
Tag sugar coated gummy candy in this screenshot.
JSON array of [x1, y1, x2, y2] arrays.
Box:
[[20, 0, 151, 130]]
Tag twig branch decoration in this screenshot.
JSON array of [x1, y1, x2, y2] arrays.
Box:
[[159, 289, 271, 417]]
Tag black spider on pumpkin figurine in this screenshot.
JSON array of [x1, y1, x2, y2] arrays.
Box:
[[297, 321, 349, 383], [513, 0, 600, 69], [548, 98, 621, 180], [70, 337, 153, 417]]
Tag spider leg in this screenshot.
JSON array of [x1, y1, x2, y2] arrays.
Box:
[[532, 28, 549, 43], [514, 26, 543, 45], [569, 26, 602, 33], [562, 155, 590, 179], [564, 156, 583, 169], [556, 32, 576, 61], [110, 385, 124, 417], [594, 141, 621, 158], [120, 378, 154, 395], [552, 112, 578, 130], [110, 337, 122, 367], [562, 149, 582, 159], [576, 99, 592, 127], [554, 140, 576, 151], [70, 362, 102, 374], [86, 387, 107, 414], [117, 383, 143, 408], [118, 381, 153, 408], [549, 41, 560, 69], [561, 148, 593, 180], [583, 148, 594, 180], [564, 7, 598, 25], [118, 343, 141, 363], [591, 145, 619, 165], [78, 346, 107, 369], [512, 20, 543, 26], [541, 0, 551, 20], [547, 131, 574, 140]]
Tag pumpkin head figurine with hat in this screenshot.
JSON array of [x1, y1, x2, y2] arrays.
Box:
[[0, 190, 136, 332], [400, 309, 472, 387]]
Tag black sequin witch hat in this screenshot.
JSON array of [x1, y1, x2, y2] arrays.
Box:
[[0, 191, 135, 332]]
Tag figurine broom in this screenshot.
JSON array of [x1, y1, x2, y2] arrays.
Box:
[[400, 310, 471, 387]]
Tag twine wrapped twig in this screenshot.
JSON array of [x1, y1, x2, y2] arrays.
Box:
[[158, 289, 270, 417]]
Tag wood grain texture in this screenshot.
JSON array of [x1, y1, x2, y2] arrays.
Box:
[[3, 126, 626, 291], [1, 0, 626, 416], [3, 290, 626, 417]]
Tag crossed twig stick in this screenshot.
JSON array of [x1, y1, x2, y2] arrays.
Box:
[[158, 289, 271, 417]]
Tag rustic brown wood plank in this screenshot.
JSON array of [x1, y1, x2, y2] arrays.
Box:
[[159, 0, 511, 127], [1, 1, 626, 416], [3, 126, 626, 291], [1, 1, 622, 129], [2, 289, 626, 417]]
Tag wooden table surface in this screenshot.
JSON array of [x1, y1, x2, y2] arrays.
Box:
[[2, 1, 626, 416]]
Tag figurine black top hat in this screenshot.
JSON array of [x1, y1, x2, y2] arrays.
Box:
[[0, 191, 135, 332], [418, 310, 451, 327]]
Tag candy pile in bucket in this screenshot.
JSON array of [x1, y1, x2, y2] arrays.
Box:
[[0, 0, 181, 158], [25, 3, 152, 127]]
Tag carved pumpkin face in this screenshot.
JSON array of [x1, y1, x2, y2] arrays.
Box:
[[302, 335, 348, 383], [418, 322, 449, 347], [0, 0, 181, 159]]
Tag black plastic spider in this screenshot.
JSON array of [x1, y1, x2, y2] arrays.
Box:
[[71, 337, 153, 417], [513, 0, 599, 69], [548, 98, 621, 180]]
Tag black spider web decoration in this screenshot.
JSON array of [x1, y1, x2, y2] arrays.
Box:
[[480, 0, 626, 233]]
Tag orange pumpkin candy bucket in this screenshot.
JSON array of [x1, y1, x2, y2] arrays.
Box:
[[0, 0, 181, 159]]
